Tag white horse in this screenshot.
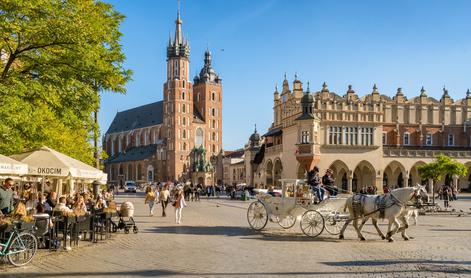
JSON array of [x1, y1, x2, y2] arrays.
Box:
[[339, 186, 429, 242]]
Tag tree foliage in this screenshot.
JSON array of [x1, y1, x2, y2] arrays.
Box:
[[0, 0, 131, 164], [418, 154, 468, 183]]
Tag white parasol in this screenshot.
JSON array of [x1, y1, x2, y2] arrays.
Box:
[[0, 154, 28, 176]]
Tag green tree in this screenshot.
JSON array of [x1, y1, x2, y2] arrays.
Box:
[[0, 0, 131, 164], [418, 154, 468, 202]]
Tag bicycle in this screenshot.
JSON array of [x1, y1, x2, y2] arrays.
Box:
[[0, 221, 38, 267]]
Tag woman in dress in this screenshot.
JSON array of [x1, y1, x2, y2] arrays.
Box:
[[174, 188, 187, 224]]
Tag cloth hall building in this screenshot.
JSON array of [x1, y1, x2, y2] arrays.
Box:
[[243, 77, 471, 193], [103, 10, 223, 186]]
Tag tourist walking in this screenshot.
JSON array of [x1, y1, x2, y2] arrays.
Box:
[[174, 188, 187, 224], [144, 186, 157, 216], [160, 184, 170, 217], [0, 178, 14, 215]]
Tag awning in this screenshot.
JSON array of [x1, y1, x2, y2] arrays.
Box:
[[10, 146, 106, 180], [263, 128, 282, 137], [0, 154, 28, 176]]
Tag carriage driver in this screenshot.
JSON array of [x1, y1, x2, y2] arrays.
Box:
[[307, 166, 325, 202]]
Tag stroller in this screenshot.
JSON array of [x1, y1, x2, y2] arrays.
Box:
[[111, 201, 138, 234]]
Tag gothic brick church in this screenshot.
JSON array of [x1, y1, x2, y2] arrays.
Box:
[[103, 8, 223, 186]]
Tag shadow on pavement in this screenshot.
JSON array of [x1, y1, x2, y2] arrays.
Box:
[[143, 225, 257, 237], [3, 267, 470, 277], [322, 259, 471, 267]]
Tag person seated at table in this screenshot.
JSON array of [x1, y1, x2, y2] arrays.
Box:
[[81, 193, 93, 211], [45, 192, 57, 213], [35, 203, 53, 228], [53, 197, 73, 214], [94, 195, 107, 210], [73, 195, 88, 216]]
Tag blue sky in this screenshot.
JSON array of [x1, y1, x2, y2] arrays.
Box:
[[102, 0, 471, 150]]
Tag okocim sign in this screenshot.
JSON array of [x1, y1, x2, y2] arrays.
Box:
[[28, 166, 68, 177]]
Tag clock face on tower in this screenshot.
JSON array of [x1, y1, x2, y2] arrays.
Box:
[[195, 128, 204, 148]]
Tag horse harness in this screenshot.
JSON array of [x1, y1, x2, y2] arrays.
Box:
[[375, 195, 387, 219], [352, 192, 407, 220]]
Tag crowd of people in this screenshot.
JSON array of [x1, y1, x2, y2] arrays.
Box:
[[143, 182, 188, 224], [0, 178, 115, 220]]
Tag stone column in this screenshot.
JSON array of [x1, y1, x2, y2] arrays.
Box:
[[404, 175, 409, 188], [375, 176, 384, 193], [347, 173, 353, 193]]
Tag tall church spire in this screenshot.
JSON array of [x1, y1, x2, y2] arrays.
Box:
[[167, 0, 189, 59], [175, 0, 183, 45]]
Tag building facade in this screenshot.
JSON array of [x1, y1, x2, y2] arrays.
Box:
[[244, 76, 471, 193], [103, 9, 223, 186], [222, 150, 246, 186]]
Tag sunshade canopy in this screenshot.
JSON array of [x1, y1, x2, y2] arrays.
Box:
[[0, 154, 28, 175], [10, 146, 106, 181]]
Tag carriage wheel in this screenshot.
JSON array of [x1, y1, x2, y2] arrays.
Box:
[[300, 210, 324, 238], [324, 213, 343, 235], [278, 215, 296, 229], [247, 201, 268, 231]]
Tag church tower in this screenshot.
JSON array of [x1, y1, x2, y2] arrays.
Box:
[[163, 5, 192, 181], [193, 49, 223, 160]]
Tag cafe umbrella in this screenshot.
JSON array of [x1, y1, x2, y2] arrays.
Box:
[[0, 154, 28, 178], [10, 146, 107, 195]]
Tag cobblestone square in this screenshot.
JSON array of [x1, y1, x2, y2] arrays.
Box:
[[1, 193, 470, 278]]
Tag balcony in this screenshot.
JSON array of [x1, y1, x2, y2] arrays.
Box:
[[266, 144, 283, 155], [296, 143, 314, 156], [383, 146, 471, 158]]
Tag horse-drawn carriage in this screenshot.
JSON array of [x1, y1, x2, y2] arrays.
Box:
[[247, 179, 349, 238]]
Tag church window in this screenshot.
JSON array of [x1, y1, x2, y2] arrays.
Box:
[[212, 120, 215, 128], [211, 92, 216, 101], [182, 91, 185, 100], [183, 117, 186, 126], [211, 108, 215, 117], [182, 80, 186, 88], [182, 104, 186, 113], [183, 142, 187, 151], [195, 128, 204, 148], [212, 132, 216, 141], [135, 132, 140, 147], [183, 129, 187, 139], [212, 144, 216, 153]]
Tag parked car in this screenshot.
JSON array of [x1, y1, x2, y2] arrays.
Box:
[[124, 181, 137, 193]]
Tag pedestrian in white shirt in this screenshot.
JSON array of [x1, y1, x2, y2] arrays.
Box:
[[174, 188, 187, 224]]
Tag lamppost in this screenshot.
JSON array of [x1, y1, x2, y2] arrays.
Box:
[[210, 154, 217, 186]]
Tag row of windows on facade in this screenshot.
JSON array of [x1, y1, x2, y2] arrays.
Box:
[[170, 129, 219, 142], [327, 127, 375, 146], [109, 164, 156, 181], [109, 130, 160, 156], [325, 126, 466, 147], [166, 90, 219, 102], [383, 132, 467, 147], [164, 103, 219, 117], [176, 142, 219, 153]]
